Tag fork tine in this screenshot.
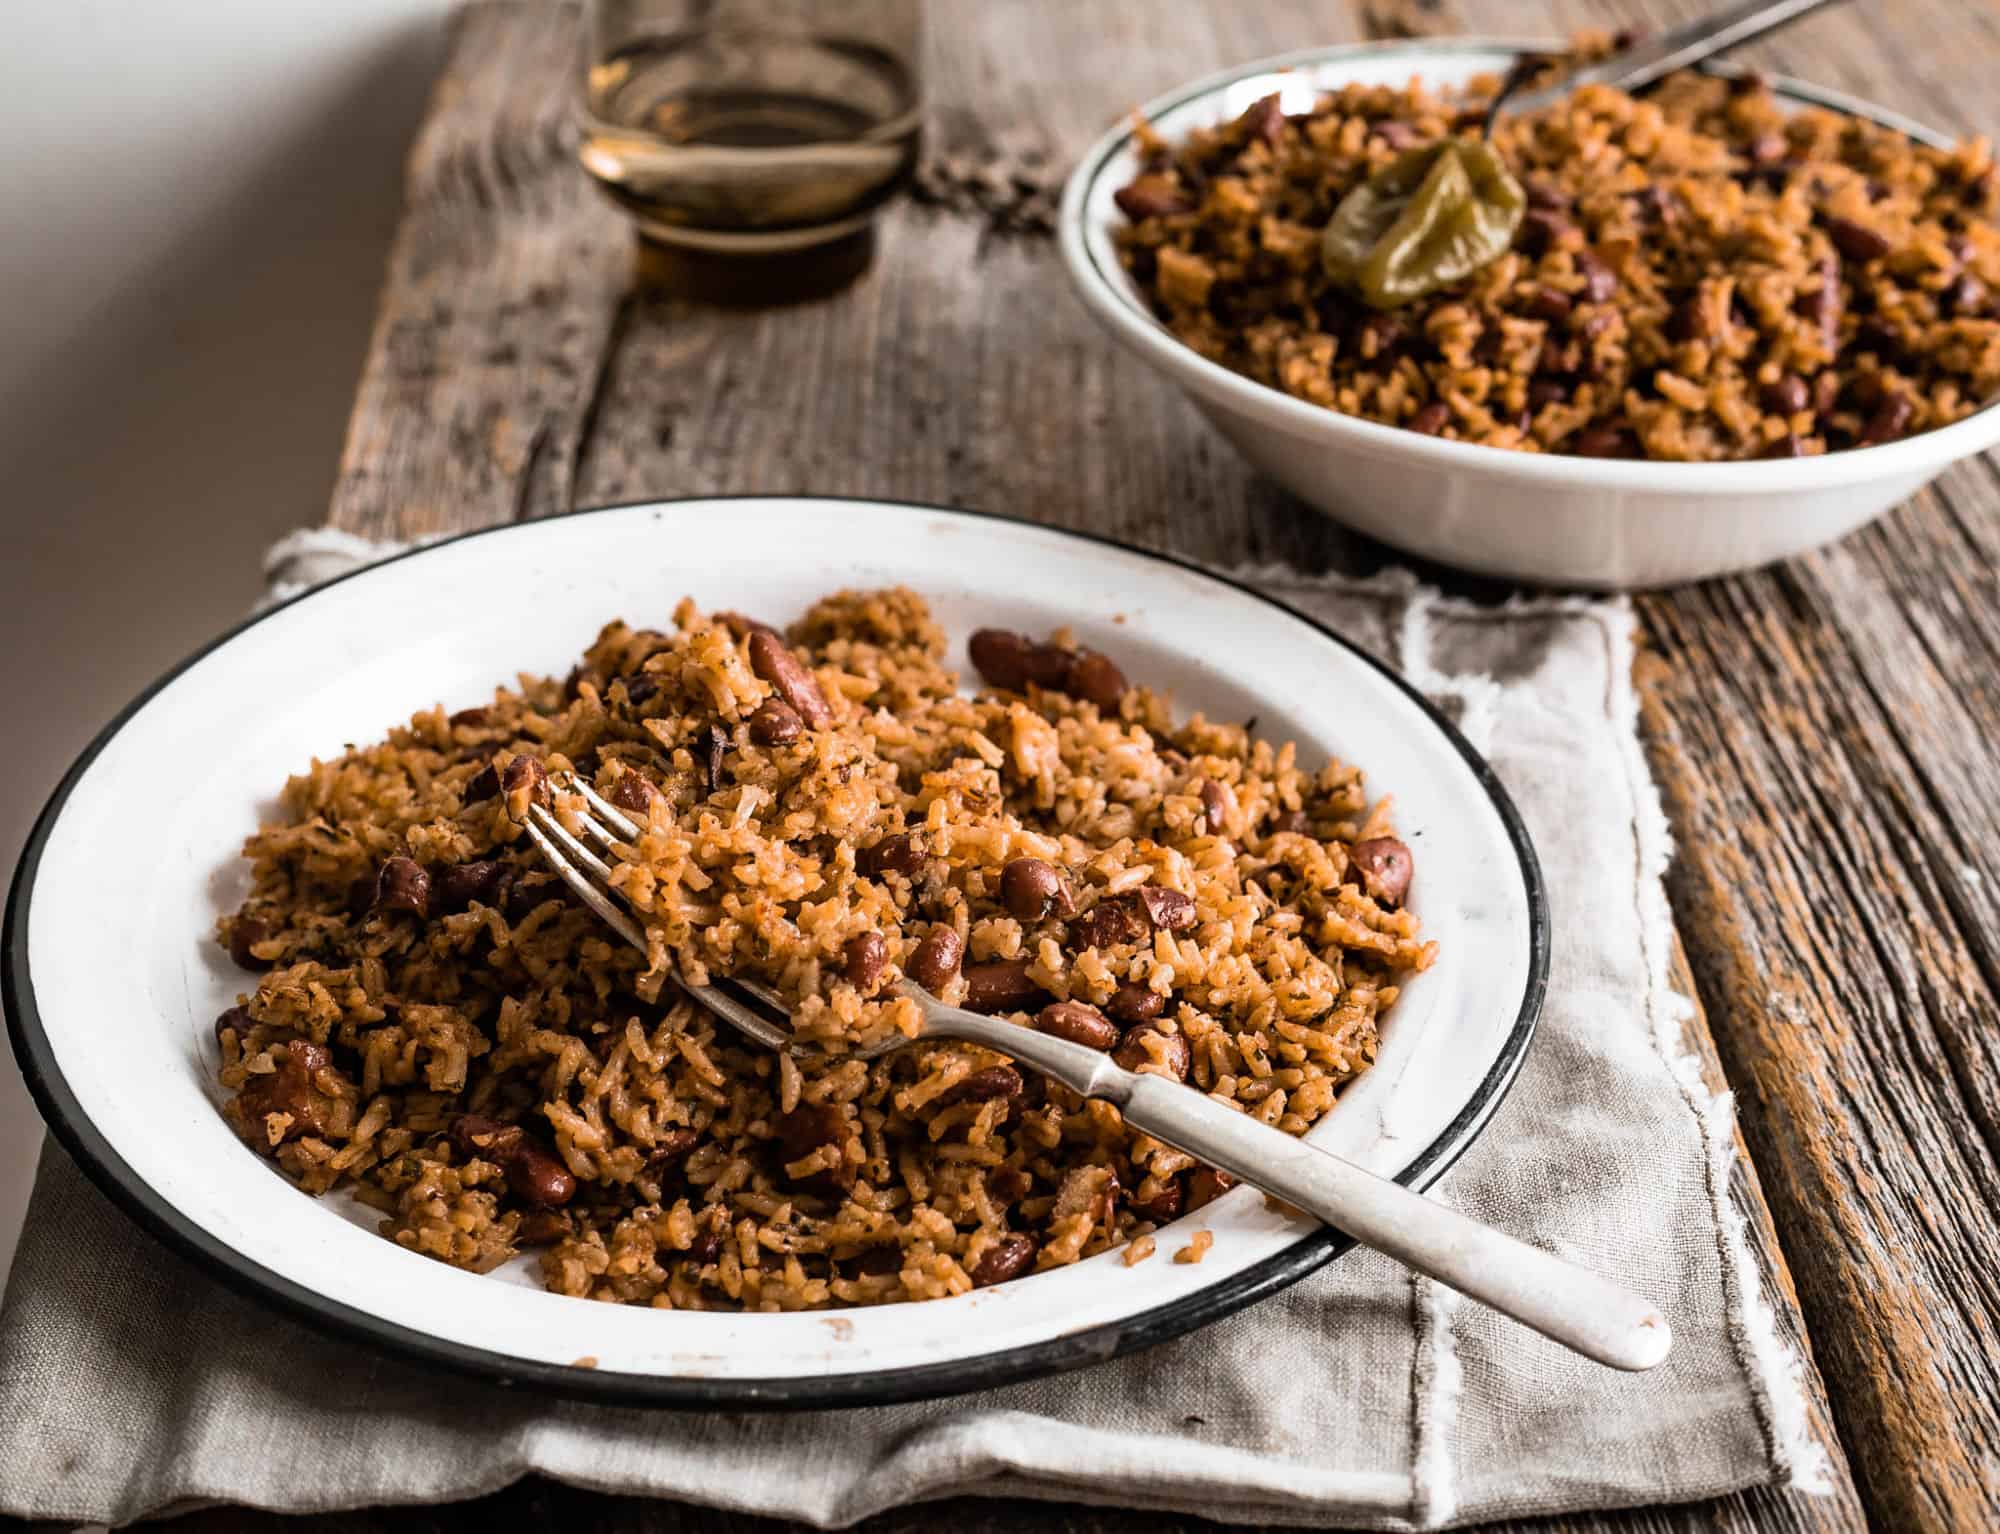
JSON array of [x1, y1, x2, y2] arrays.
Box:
[[692, 982, 807, 1056], [733, 976, 789, 1011], [551, 772, 641, 841], [528, 802, 621, 885], [523, 814, 648, 952], [536, 775, 851, 1060]]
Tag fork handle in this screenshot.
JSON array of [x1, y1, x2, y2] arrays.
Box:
[[930, 1005, 1672, 1372]]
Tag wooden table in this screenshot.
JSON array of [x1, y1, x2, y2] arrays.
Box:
[[152, 2, 2000, 1530]]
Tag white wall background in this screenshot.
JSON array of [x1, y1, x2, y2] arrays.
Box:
[[0, 0, 455, 1282]]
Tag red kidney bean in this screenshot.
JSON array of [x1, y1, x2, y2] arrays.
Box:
[[1407, 402, 1451, 435], [1135, 885, 1197, 932], [608, 770, 656, 815], [643, 1126, 700, 1182], [859, 832, 927, 879], [1130, 1178, 1185, 1224], [1105, 983, 1166, 1025], [213, 1004, 252, 1043], [1524, 286, 1572, 324], [434, 859, 515, 914], [1528, 376, 1571, 412], [748, 697, 802, 746], [1000, 857, 1074, 921], [1792, 256, 1841, 350], [1270, 807, 1312, 835], [1574, 248, 1618, 303], [1185, 1167, 1238, 1211], [1237, 91, 1284, 145], [1518, 209, 1572, 256], [987, 1166, 1033, 1204], [1345, 837, 1414, 906], [961, 959, 1045, 1014], [1113, 1025, 1192, 1082], [968, 628, 1125, 709], [1632, 184, 1680, 225], [908, 926, 964, 991], [970, 1233, 1038, 1287], [1524, 179, 1571, 212], [1067, 649, 1128, 711], [462, 761, 500, 803], [850, 1243, 904, 1277], [1822, 213, 1890, 263], [686, 1227, 725, 1266], [968, 628, 1037, 690], [501, 754, 550, 813], [1761, 433, 1809, 459], [776, 1102, 853, 1190], [747, 630, 832, 728], [227, 913, 276, 971], [1665, 297, 1709, 343], [372, 857, 432, 919], [777, 1102, 844, 1156], [237, 1038, 337, 1143], [1572, 424, 1637, 459], [1372, 119, 1420, 151], [1195, 780, 1231, 836], [1035, 1001, 1120, 1051], [507, 1143, 576, 1209], [1947, 272, 1989, 318], [451, 1113, 576, 1208], [841, 932, 887, 993], [619, 674, 659, 710], [1112, 176, 1193, 221], [517, 1210, 573, 1246], [504, 871, 560, 922], [1069, 899, 1148, 951], [1859, 393, 1914, 445], [940, 1065, 1024, 1107], [448, 706, 491, 728], [1357, 311, 1407, 361], [1762, 374, 1810, 415]]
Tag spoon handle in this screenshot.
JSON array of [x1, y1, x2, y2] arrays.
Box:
[[932, 1002, 1673, 1373], [1495, 0, 1849, 120]]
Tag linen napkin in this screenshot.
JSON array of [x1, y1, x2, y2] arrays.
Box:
[[0, 532, 1831, 1528]]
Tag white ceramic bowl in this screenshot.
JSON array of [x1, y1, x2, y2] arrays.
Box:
[[5, 497, 1546, 1405], [1059, 40, 2000, 590]]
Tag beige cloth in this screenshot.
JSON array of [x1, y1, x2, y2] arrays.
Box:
[[0, 537, 1830, 1528]]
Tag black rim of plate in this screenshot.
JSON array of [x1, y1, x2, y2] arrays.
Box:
[[3, 496, 1550, 1409]]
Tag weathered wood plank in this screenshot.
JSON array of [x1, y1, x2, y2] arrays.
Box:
[[327, 1, 630, 541]]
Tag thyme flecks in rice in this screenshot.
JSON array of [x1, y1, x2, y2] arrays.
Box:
[[213, 588, 1433, 1309]]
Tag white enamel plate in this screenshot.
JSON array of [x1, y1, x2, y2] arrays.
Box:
[[4, 498, 1547, 1405]]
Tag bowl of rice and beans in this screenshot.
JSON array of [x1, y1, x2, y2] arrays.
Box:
[[9, 498, 1544, 1398], [215, 588, 1433, 1313], [1059, 37, 2000, 588]]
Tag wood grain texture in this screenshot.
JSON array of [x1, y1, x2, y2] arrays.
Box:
[[284, 1, 2000, 1531]]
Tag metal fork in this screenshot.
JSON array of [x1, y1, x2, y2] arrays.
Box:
[[527, 775, 1672, 1371]]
